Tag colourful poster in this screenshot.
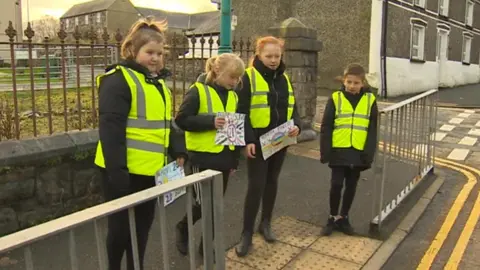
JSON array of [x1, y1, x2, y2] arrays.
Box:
[[215, 112, 246, 146], [155, 161, 186, 206], [260, 119, 297, 160]]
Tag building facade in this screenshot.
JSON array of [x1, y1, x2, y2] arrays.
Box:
[[370, 0, 480, 96], [232, 0, 480, 96], [60, 0, 218, 36]]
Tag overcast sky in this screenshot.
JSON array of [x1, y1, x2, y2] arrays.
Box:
[[24, 0, 217, 21]]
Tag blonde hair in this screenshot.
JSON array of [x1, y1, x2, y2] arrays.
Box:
[[205, 53, 245, 85], [249, 36, 285, 67], [121, 16, 168, 60]]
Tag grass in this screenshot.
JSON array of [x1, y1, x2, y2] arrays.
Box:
[[0, 87, 185, 140], [0, 67, 63, 84]]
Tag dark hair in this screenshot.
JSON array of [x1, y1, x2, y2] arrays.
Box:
[[343, 63, 369, 86]]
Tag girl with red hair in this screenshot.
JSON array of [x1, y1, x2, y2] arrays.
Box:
[[235, 36, 302, 257]]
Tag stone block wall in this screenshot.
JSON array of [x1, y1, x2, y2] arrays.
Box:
[[0, 130, 102, 236]]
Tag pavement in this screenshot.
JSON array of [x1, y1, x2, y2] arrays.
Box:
[[3, 89, 480, 269], [381, 83, 480, 108]]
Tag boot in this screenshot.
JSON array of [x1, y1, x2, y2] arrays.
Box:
[[336, 216, 355, 235], [235, 231, 253, 257], [321, 216, 336, 236], [175, 222, 189, 255], [258, 220, 276, 243]]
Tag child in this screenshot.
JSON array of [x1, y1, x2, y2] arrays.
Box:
[[319, 63, 378, 236], [174, 53, 245, 256], [235, 36, 302, 257], [94, 17, 187, 270]]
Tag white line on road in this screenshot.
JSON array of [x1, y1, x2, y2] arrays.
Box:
[[458, 136, 478, 146], [440, 124, 455, 131], [464, 110, 475, 114], [431, 132, 447, 141], [468, 129, 480, 136], [458, 113, 471, 118], [449, 118, 464, 124], [447, 149, 470, 161]]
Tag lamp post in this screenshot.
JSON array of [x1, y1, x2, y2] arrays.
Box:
[[217, 0, 232, 54]]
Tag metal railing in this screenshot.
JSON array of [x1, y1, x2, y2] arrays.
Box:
[[371, 89, 438, 229], [0, 21, 254, 140], [0, 169, 225, 270]]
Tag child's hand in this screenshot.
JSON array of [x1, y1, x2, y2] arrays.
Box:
[[245, 143, 256, 158], [288, 125, 300, 137], [214, 117, 226, 129]]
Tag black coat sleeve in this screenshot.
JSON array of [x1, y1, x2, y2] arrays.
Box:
[[292, 101, 302, 133], [175, 85, 216, 131], [319, 98, 335, 163], [168, 120, 188, 160], [98, 71, 131, 195], [363, 101, 379, 164], [237, 74, 256, 144]]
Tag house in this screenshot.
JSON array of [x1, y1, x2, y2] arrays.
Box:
[[231, 0, 480, 97], [0, 0, 23, 63], [0, 0, 23, 43], [60, 0, 218, 36]]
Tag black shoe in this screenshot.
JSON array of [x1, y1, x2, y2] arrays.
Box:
[[175, 222, 189, 255], [321, 216, 336, 236], [258, 221, 276, 243], [336, 216, 355, 235], [235, 232, 253, 257]]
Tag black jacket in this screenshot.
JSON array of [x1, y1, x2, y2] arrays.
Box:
[[319, 86, 378, 170], [97, 60, 187, 194], [175, 81, 240, 171], [237, 56, 302, 145]]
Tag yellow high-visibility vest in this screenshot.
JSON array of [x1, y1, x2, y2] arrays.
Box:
[[331, 91, 375, 150], [94, 66, 172, 176], [245, 67, 295, 128], [185, 82, 238, 153]]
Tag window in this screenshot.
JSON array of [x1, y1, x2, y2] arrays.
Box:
[[466, 0, 474, 26], [410, 22, 426, 61], [96, 12, 101, 23], [75, 17, 79, 25], [85, 14, 89, 25], [414, 0, 426, 8], [462, 34, 472, 63], [439, 0, 449, 16]]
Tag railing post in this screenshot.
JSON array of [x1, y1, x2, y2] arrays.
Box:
[[213, 172, 225, 269], [200, 179, 214, 269]]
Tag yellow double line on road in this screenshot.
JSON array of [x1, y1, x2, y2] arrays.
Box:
[[417, 158, 480, 270], [375, 141, 480, 269]]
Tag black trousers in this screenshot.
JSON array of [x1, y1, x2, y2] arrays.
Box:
[[241, 148, 287, 233], [329, 166, 361, 216], [179, 166, 230, 226], [101, 170, 156, 270]]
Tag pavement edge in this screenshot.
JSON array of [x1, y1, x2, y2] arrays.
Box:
[[361, 171, 446, 270]]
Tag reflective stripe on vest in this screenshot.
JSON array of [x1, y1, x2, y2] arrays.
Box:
[[94, 66, 172, 176], [247, 67, 295, 128], [185, 82, 237, 153], [331, 91, 375, 150]]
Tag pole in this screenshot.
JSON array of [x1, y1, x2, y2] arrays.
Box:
[[218, 0, 232, 54], [380, 0, 388, 98]]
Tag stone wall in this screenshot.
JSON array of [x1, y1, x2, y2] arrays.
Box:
[[0, 130, 102, 236]]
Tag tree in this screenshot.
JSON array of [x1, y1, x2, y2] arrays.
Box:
[[32, 16, 60, 42]]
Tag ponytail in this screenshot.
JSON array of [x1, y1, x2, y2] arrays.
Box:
[[205, 55, 219, 84]]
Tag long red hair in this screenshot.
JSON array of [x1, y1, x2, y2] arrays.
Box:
[[248, 36, 285, 67]]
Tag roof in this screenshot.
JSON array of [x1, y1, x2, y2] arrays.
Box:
[[61, 0, 116, 18], [136, 8, 219, 30], [189, 12, 220, 35]]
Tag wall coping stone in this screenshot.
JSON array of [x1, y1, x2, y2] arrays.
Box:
[[0, 129, 99, 167]]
